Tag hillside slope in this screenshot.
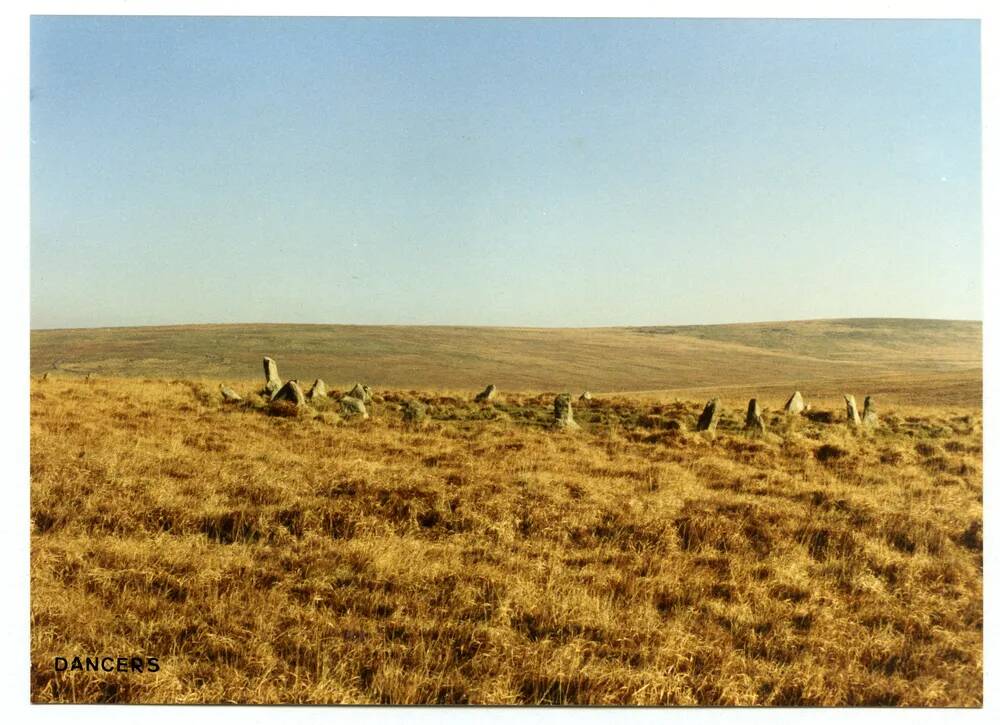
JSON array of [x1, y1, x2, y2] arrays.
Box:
[[30, 319, 981, 402]]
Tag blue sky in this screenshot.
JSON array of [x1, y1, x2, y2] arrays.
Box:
[[30, 17, 981, 328]]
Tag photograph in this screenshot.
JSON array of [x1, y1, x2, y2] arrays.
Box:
[[26, 12, 983, 706]]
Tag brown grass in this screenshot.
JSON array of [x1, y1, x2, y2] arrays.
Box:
[[30, 377, 982, 705], [29, 319, 982, 398]]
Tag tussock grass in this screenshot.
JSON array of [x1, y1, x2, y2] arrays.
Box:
[[30, 378, 982, 705]]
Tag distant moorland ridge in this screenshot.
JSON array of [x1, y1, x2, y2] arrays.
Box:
[[30, 318, 982, 405]]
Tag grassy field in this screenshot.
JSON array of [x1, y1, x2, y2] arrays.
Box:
[[30, 369, 982, 704], [30, 318, 982, 398]]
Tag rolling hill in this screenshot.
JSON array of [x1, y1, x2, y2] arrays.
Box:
[[30, 318, 982, 406]]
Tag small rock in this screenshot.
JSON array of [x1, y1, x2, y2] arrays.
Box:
[[475, 384, 497, 403], [402, 400, 427, 425], [220, 385, 243, 403], [340, 396, 369, 419], [348, 383, 373, 404], [862, 395, 878, 429], [271, 380, 306, 407], [696, 398, 721, 432], [845, 394, 862, 426], [263, 357, 282, 396], [784, 391, 805, 415], [307, 379, 327, 400], [579, 391, 592, 402], [745, 398, 766, 436], [553, 393, 579, 430]]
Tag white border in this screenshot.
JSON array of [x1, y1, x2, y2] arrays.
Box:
[[4, 2, 995, 723]]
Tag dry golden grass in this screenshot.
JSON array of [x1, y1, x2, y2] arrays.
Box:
[[30, 377, 982, 705]]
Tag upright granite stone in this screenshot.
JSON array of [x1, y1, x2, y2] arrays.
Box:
[[220, 385, 243, 403], [845, 394, 862, 426], [696, 398, 721, 432], [263, 357, 282, 396], [475, 384, 497, 403], [307, 379, 327, 400], [862, 396, 878, 429], [271, 380, 306, 407], [340, 396, 369, 419], [745, 398, 766, 436], [553, 393, 580, 430], [784, 391, 806, 415], [348, 383, 373, 404]]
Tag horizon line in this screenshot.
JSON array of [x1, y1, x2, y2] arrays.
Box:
[[28, 315, 985, 334]]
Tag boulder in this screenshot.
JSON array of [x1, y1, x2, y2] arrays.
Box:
[[844, 394, 861, 426], [553, 393, 579, 430], [784, 391, 805, 415], [219, 385, 243, 403], [263, 357, 282, 396], [862, 395, 878, 429], [579, 391, 593, 402], [340, 396, 369, 419], [348, 383, 373, 404], [475, 384, 497, 403], [696, 398, 721, 432], [271, 380, 306, 407], [745, 398, 766, 436], [307, 379, 327, 400]]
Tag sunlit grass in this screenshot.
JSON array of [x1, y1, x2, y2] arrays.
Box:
[[30, 377, 982, 704]]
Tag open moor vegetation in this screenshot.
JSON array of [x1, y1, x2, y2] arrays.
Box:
[[30, 374, 982, 704]]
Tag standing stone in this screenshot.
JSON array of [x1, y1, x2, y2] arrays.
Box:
[[271, 380, 306, 407], [263, 357, 282, 396], [784, 391, 806, 415], [862, 396, 878, 429], [41, 372, 50, 382], [475, 384, 497, 403], [348, 383, 373, 404], [220, 384, 243, 403], [402, 400, 427, 425], [844, 394, 862, 426], [340, 396, 369, 419], [579, 391, 593, 402], [696, 398, 721, 432], [553, 393, 580, 430], [745, 398, 766, 436], [307, 379, 327, 400]]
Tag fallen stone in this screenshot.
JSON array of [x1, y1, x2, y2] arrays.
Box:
[[475, 384, 497, 403], [745, 398, 766, 435], [784, 391, 806, 415], [862, 395, 878, 429], [845, 394, 861, 426], [579, 391, 593, 402], [307, 379, 327, 400], [553, 393, 580, 430], [263, 357, 282, 396], [340, 396, 369, 419], [271, 380, 306, 407], [696, 398, 721, 432], [220, 385, 243, 403]]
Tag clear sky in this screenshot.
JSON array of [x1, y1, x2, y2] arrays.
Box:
[[30, 17, 981, 329]]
